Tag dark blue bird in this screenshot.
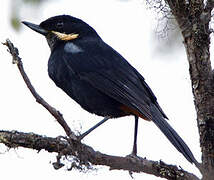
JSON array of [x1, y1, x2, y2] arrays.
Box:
[[22, 15, 198, 165]]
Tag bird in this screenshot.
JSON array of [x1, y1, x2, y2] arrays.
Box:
[[22, 15, 198, 165]]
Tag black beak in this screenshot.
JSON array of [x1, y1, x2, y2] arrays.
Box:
[[22, 21, 48, 36]]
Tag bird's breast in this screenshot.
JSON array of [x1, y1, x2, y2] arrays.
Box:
[[64, 42, 84, 54]]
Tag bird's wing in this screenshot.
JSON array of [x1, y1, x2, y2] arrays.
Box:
[[62, 40, 162, 120]]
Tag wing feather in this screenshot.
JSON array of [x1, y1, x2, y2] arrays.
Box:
[[61, 39, 161, 120]]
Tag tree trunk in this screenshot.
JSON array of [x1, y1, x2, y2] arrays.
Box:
[[165, 0, 214, 179], [182, 20, 214, 179]]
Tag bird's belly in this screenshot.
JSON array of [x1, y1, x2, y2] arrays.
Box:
[[55, 75, 125, 118]]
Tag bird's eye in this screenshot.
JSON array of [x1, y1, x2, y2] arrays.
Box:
[[56, 21, 64, 29]]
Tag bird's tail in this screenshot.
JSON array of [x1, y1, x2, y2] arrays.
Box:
[[149, 103, 198, 166]]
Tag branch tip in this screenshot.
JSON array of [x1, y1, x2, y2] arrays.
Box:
[[3, 39, 22, 65]]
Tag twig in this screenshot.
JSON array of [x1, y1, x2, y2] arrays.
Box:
[[2, 39, 75, 139], [0, 130, 200, 180]]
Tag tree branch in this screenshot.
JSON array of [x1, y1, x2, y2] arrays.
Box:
[[0, 130, 199, 180], [161, 0, 214, 179], [2, 39, 75, 139]]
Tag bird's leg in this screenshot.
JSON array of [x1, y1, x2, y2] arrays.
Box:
[[132, 115, 139, 155], [78, 116, 111, 140]]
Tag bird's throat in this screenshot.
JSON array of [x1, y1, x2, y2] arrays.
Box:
[[52, 31, 79, 41]]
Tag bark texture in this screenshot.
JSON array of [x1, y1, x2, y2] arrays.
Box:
[[164, 0, 214, 179], [0, 130, 199, 180]]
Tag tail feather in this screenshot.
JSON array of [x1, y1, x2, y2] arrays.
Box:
[[149, 104, 198, 165]]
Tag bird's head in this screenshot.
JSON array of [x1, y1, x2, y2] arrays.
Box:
[[22, 15, 98, 50]]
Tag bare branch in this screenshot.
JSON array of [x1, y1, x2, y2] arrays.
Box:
[[2, 39, 75, 139], [0, 130, 200, 180]]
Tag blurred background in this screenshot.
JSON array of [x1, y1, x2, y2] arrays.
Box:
[[0, 0, 201, 179]]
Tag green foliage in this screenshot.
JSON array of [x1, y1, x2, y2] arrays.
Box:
[[11, 16, 21, 31]]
